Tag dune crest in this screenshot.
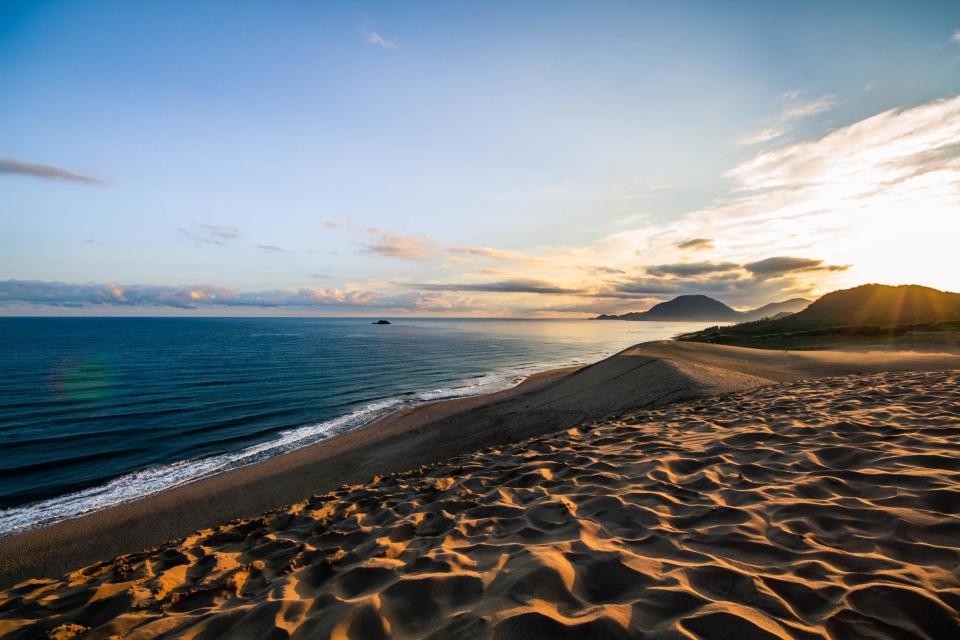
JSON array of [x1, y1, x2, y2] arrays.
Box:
[[2, 369, 959, 638]]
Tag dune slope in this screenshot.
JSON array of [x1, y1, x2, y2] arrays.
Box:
[[2, 368, 959, 639]]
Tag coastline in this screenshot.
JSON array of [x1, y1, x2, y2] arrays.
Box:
[[2, 339, 960, 588], [0, 360, 587, 538], [0, 365, 579, 587]]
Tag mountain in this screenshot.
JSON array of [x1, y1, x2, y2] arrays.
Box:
[[596, 295, 741, 321], [740, 297, 811, 321], [769, 284, 960, 330], [595, 295, 811, 322], [679, 284, 960, 343]]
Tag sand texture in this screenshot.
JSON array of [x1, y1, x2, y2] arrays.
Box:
[[2, 368, 959, 639]]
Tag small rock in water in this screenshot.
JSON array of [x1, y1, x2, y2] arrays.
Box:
[[372, 319, 391, 325]]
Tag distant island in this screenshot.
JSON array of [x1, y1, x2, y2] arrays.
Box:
[[677, 284, 960, 349], [372, 319, 392, 325], [595, 294, 811, 322]]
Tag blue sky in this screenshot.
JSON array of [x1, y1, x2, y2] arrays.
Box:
[[2, 1, 959, 315]]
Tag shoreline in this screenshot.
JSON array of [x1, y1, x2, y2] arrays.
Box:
[[2, 340, 959, 588], [0, 361, 585, 539], [0, 364, 580, 587]]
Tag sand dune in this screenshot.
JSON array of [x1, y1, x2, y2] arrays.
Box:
[[2, 368, 959, 638], [0, 342, 776, 588], [0, 341, 958, 595]]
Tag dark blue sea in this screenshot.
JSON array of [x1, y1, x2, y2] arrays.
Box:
[[0, 317, 687, 534]]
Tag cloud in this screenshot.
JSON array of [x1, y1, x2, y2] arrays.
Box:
[[646, 261, 739, 277], [178, 224, 240, 245], [448, 246, 522, 260], [12, 95, 956, 318], [257, 244, 288, 253], [587, 266, 627, 275], [738, 128, 787, 146], [676, 237, 714, 251], [401, 94, 958, 312], [411, 279, 579, 295], [0, 158, 101, 184], [445, 245, 552, 269], [0, 279, 379, 310], [739, 93, 838, 145], [744, 256, 849, 278], [360, 233, 435, 260], [953, 28, 960, 46], [201, 225, 240, 240], [365, 30, 396, 49], [637, 94, 959, 299], [779, 95, 838, 120], [597, 270, 822, 307], [606, 279, 682, 296], [726, 97, 960, 192], [330, 219, 436, 260], [400, 291, 485, 313]]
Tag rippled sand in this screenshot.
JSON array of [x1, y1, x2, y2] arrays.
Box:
[[2, 369, 959, 639]]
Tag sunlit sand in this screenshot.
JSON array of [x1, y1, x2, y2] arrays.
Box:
[[1, 344, 958, 638]]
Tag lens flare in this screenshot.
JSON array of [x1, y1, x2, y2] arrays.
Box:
[[49, 357, 115, 402]]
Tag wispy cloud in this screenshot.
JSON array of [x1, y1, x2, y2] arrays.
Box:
[[364, 29, 396, 49], [200, 224, 239, 240], [411, 279, 577, 295], [739, 92, 838, 146], [448, 246, 521, 260], [361, 232, 435, 260], [0, 158, 101, 184], [569, 94, 960, 305], [179, 224, 240, 245], [331, 219, 436, 260], [11, 95, 957, 317], [738, 128, 788, 146], [257, 244, 288, 253], [587, 266, 626, 275], [744, 256, 849, 278], [646, 261, 740, 277], [447, 95, 960, 313], [953, 28, 960, 46], [676, 237, 714, 251], [779, 95, 838, 120]]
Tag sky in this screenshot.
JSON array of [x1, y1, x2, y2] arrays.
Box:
[[2, 0, 959, 316]]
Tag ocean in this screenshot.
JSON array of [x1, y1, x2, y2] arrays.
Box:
[[0, 317, 690, 534]]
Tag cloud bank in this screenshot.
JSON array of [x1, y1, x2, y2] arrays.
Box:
[[0, 280, 378, 310]]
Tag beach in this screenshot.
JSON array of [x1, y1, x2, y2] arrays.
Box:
[[1, 340, 960, 638], [7, 1, 960, 636]]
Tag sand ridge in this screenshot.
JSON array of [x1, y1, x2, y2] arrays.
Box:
[[2, 369, 959, 639]]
